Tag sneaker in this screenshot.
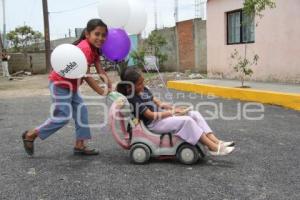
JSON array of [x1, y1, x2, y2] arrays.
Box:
[[73, 147, 99, 156], [220, 140, 235, 147], [208, 144, 235, 156]]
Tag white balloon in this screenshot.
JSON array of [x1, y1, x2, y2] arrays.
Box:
[[51, 44, 88, 79], [98, 0, 130, 28], [124, 0, 147, 34]]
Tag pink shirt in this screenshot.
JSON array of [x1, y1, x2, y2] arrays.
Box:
[[49, 39, 100, 91]]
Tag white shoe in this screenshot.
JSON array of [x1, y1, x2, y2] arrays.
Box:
[[208, 143, 235, 156], [220, 140, 235, 147]]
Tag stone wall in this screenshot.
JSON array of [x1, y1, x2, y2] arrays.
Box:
[[8, 52, 46, 74]]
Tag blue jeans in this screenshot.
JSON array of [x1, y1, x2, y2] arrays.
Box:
[[35, 82, 91, 140]]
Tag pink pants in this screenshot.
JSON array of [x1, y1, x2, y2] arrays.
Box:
[[147, 111, 212, 145]]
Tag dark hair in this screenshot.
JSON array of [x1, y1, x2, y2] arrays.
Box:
[[73, 18, 108, 45], [117, 68, 142, 96]]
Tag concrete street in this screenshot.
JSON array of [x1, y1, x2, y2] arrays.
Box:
[[0, 83, 300, 199]]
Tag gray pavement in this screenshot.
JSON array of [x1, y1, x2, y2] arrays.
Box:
[[177, 79, 300, 94], [0, 88, 300, 200]]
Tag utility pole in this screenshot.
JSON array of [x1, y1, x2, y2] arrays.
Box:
[[68, 28, 71, 37], [154, 0, 158, 30], [42, 0, 51, 72], [2, 0, 6, 49], [202, 0, 207, 20], [0, 34, 3, 72], [1, 0, 5, 72], [0, 34, 2, 50], [195, 0, 207, 19], [195, 0, 201, 19], [174, 0, 178, 23]]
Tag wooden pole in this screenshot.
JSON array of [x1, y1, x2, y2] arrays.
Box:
[[0, 34, 3, 51], [0, 34, 3, 74], [42, 0, 51, 72]]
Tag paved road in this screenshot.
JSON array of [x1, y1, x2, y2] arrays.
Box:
[[0, 89, 299, 200]]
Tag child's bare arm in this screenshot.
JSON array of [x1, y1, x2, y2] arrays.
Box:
[[153, 97, 173, 110], [84, 76, 107, 96], [95, 62, 112, 90], [143, 108, 173, 121], [84, 67, 107, 96]]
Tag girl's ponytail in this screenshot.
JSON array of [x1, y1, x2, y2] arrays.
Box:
[[73, 28, 87, 45]]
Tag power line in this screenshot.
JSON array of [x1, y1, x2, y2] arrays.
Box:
[[49, 1, 98, 14]]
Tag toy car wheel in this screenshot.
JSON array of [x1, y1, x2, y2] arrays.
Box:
[[176, 144, 200, 165], [130, 143, 151, 164]]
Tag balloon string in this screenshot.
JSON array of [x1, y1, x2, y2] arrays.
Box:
[[144, 59, 174, 104]]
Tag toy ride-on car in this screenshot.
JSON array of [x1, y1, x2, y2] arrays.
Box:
[[107, 92, 206, 165]]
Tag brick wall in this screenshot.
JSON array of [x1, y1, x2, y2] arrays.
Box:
[[177, 20, 195, 71], [145, 19, 207, 73]]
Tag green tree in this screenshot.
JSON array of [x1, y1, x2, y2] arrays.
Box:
[[243, 0, 276, 18], [231, 0, 276, 87], [6, 25, 43, 52], [130, 47, 146, 68], [231, 49, 259, 88], [145, 31, 168, 67]]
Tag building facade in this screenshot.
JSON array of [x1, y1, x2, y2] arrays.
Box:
[[207, 0, 300, 83]]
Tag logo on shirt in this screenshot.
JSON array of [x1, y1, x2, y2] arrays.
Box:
[[59, 62, 78, 77]]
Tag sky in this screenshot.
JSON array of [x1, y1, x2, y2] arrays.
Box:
[[0, 0, 206, 40]]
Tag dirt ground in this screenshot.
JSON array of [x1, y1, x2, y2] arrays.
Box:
[[0, 71, 120, 98], [0, 71, 198, 98], [0, 74, 50, 98]]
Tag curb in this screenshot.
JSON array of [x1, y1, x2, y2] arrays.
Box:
[[167, 81, 300, 111]]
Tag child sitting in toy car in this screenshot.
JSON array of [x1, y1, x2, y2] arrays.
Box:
[[116, 68, 235, 156]]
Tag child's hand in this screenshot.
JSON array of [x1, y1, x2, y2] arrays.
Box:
[[173, 108, 187, 116], [161, 102, 173, 110], [108, 87, 113, 93], [173, 107, 192, 116], [108, 82, 113, 90], [102, 88, 112, 96], [174, 107, 185, 113]]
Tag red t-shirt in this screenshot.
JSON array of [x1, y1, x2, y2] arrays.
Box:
[[49, 39, 100, 91]]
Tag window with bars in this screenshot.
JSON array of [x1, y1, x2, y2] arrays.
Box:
[[227, 10, 255, 44]]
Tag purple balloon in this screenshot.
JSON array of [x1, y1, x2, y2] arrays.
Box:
[[102, 28, 131, 62]]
